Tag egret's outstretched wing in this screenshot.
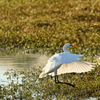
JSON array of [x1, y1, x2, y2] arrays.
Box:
[[43, 52, 83, 74], [49, 61, 95, 76]]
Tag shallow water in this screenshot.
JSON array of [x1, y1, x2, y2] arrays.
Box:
[[0, 53, 50, 84]]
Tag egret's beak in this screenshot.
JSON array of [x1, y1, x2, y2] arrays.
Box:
[[72, 45, 79, 48]]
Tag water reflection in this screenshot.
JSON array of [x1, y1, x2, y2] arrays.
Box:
[[0, 53, 50, 84], [0, 53, 50, 69]]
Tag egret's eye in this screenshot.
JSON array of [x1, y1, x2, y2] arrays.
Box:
[[70, 44, 72, 46]]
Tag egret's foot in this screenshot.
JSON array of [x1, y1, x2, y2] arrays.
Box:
[[55, 81, 75, 88]]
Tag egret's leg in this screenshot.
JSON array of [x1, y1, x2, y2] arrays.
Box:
[[56, 75, 59, 82], [54, 75, 75, 87], [54, 70, 75, 87], [54, 70, 58, 83], [55, 75, 58, 83]]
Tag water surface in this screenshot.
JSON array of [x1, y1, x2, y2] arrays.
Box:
[[0, 53, 50, 84]]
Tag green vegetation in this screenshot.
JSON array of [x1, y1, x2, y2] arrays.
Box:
[[0, 0, 100, 99], [0, 0, 100, 52], [0, 63, 100, 99]]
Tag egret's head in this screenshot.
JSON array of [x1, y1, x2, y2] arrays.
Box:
[[65, 43, 71, 47], [63, 43, 78, 52], [63, 43, 72, 48]]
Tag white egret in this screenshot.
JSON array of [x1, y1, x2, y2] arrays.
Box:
[[39, 43, 95, 87]]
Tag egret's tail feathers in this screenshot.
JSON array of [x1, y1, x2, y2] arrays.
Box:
[[39, 72, 47, 78]]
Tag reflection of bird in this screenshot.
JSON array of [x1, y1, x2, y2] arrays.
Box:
[[39, 43, 95, 87]]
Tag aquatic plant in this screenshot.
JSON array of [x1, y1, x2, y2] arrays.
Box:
[[0, 62, 99, 99], [0, 0, 100, 53]]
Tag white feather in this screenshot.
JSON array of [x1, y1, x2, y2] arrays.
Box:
[[39, 43, 95, 78], [48, 61, 94, 76], [42, 52, 82, 74]]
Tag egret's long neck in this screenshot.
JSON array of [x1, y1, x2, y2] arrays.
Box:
[[63, 44, 70, 52]]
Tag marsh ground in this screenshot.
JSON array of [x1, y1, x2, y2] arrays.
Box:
[[0, 0, 100, 99]]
